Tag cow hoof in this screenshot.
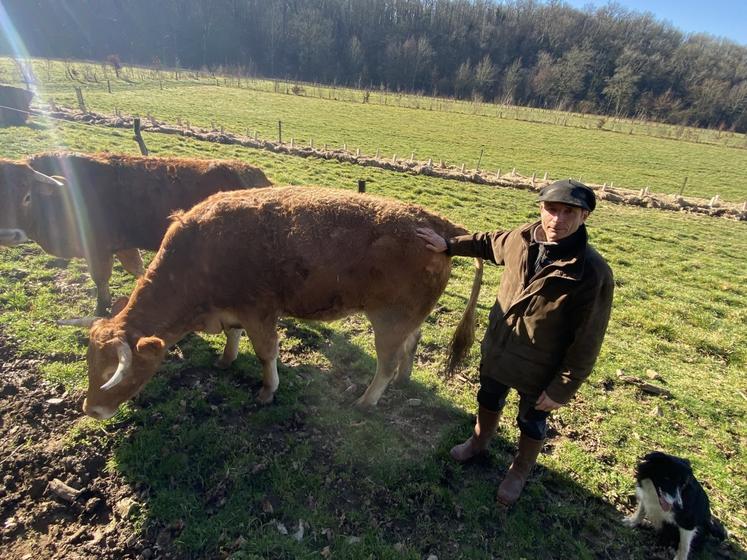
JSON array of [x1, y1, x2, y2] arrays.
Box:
[[257, 387, 275, 404], [392, 373, 411, 385], [353, 396, 377, 409]]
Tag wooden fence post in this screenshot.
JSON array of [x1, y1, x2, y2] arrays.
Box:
[[133, 118, 149, 155], [74, 87, 86, 112], [679, 177, 688, 196], [278, 120, 282, 143], [358, 179, 366, 193]]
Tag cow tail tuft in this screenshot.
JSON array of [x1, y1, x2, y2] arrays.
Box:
[[445, 257, 483, 376], [168, 209, 186, 224]]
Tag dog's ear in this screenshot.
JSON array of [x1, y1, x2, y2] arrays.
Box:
[[642, 451, 666, 463], [674, 456, 694, 476]]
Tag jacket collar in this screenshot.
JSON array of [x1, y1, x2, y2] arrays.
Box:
[[521, 221, 587, 282]]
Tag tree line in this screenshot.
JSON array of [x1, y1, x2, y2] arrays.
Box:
[[3, 0, 747, 132]]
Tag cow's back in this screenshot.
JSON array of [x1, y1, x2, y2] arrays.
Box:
[[154, 186, 464, 320], [28, 152, 271, 251]]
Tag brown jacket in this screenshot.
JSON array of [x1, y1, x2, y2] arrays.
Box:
[[448, 222, 613, 404]]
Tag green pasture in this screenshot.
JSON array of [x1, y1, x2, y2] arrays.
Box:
[[2, 57, 747, 202], [0, 115, 745, 559]]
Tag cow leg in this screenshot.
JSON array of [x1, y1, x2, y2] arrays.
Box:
[[356, 311, 416, 407], [115, 249, 145, 277], [242, 318, 280, 404], [88, 253, 114, 316], [215, 328, 243, 369], [393, 327, 422, 384]]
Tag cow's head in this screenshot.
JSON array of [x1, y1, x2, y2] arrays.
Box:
[[84, 316, 166, 420], [0, 161, 65, 245]]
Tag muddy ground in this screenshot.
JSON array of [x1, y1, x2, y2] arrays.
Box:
[[1, 324, 743, 560], [0, 330, 167, 560]]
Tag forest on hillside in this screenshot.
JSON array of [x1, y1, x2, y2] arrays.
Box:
[[2, 0, 747, 131]]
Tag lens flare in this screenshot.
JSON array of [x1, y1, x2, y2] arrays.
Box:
[[0, 5, 95, 268]]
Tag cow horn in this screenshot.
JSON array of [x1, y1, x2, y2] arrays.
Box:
[[57, 316, 99, 327], [100, 340, 132, 390], [31, 168, 65, 187]]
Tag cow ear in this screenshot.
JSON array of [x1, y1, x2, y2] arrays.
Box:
[[135, 336, 166, 356], [31, 171, 66, 195], [34, 181, 59, 196], [110, 296, 129, 316]]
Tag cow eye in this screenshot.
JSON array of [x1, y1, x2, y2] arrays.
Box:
[[22, 193, 31, 205]]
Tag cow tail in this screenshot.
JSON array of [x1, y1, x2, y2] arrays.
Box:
[[445, 257, 483, 375]]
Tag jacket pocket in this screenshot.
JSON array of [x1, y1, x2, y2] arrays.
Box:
[[503, 336, 559, 368]]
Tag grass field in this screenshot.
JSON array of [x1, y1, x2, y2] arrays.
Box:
[[0, 107, 745, 559], [2, 57, 747, 203]]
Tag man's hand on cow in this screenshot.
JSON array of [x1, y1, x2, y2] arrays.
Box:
[[535, 391, 562, 412], [416, 227, 447, 253]]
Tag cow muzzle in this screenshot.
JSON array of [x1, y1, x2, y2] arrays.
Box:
[[82, 398, 117, 420], [0, 228, 29, 246]]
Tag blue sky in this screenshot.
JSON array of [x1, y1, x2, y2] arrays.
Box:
[[562, 0, 747, 45]]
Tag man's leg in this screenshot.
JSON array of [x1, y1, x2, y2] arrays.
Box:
[[496, 393, 548, 506], [450, 376, 510, 462]]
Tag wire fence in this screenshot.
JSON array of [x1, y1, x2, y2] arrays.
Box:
[[1, 102, 745, 221]]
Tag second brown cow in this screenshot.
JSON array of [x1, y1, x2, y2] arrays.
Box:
[[0, 152, 271, 315]]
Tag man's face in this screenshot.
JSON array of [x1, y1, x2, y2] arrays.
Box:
[[540, 201, 589, 242]]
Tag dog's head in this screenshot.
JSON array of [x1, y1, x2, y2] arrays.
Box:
[[636, 451, 693, 512]]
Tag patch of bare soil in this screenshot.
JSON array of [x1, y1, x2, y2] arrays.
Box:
[[0, 330, 160, 560]]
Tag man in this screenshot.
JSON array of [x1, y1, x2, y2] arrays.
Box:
[[416, 179, 614, 506]]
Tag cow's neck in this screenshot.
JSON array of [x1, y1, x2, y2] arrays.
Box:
[[122, 276, 203, 346]]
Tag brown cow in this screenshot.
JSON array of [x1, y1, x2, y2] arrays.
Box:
[[0, 152, 271, 315], [82, 186, 483, 419]]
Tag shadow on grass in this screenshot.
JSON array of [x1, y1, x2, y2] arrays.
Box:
[[108, 323, 743, 560]]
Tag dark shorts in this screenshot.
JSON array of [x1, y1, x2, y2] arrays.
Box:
[[477, 376, 549, 440]]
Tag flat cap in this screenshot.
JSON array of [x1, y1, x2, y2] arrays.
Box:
[[538, 179, 596, 211]]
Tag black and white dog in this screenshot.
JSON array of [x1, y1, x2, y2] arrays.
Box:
[[624, 451, 726, 560]]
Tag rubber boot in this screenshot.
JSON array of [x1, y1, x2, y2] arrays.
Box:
[[450, 406, 501, 462], [496, 433, 544, 506]]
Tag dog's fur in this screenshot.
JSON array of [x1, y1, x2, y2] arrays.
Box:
[[624, 451, 726, 560]]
